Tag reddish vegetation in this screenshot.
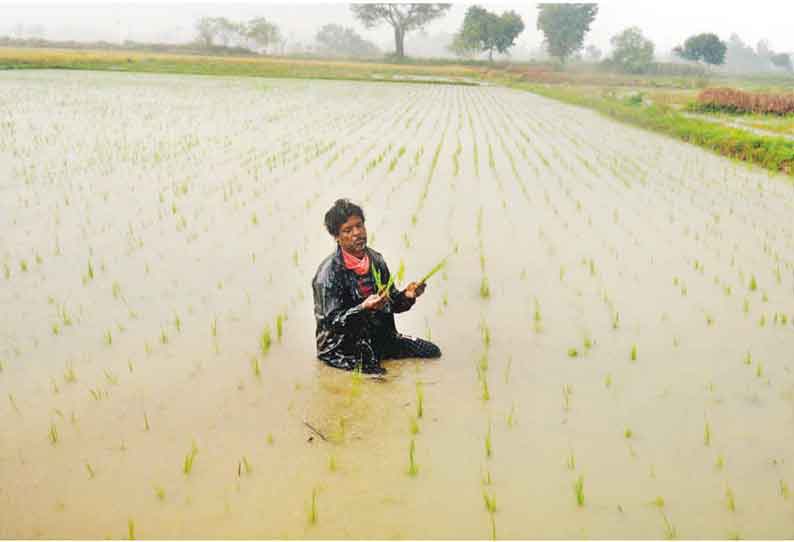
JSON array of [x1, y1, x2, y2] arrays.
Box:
[[697, 87, 794, 115]]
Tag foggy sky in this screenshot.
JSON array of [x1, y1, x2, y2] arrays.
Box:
[[1, 1, 792, 59]]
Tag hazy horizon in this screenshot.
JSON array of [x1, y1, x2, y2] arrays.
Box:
[[1, 1, 792, 60]]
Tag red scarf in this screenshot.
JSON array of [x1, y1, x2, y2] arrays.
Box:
[[341, 248, 370, 276]]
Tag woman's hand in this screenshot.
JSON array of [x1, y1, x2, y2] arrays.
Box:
[[403, 281, 426, 300], [361, 291, 389, 311]]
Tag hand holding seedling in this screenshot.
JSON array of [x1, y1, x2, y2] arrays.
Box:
[[404, 281, 426, 299], [361, 291, 389, 311]]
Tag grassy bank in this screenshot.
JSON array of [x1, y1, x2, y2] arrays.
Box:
[[0, 47, 480, 84], [506, 80, 794, 177]]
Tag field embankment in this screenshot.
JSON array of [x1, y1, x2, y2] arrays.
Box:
[[0, 46, 480, 84], [501, 78, 794, 177]]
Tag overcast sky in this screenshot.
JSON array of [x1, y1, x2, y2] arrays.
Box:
[[1, 1, 792, 57]]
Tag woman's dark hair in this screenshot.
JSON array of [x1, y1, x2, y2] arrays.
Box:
[[324, 199, 365, 236]]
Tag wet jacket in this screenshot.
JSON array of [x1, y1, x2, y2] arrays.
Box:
[[312, 246, 415, 369]]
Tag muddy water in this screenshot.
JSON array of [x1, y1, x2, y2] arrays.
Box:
[[1, 70, 793, 539]]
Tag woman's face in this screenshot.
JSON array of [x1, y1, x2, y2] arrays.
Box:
[[336, 214, 367, 257]]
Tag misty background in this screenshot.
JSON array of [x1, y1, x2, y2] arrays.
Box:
[[1, 2, 792, 71]]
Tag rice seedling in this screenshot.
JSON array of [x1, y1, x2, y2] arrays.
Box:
[[749, 275, 758, 291], [704, 422, 711, 446], [85, 463, 95, 479], [630, 344, 638, 362], [276, 314, 284, 341], [128, 519, 135, 540], [143, 412, 150, 431], [9, 394, 19, 413], [483, 490, 497, 514], [574, 475, 585, 506], [266, 433, 275, 445], [211, 318, 218, 337], [260, 325, 272, 356], [20, 259, 28, 272], [605, 373, 613, 388], [481, 323, 491, 349], [562, 384, 572, 411], [725, 485, 736, 512], [660, 511, 677, 540], [567, 347, 579, 358], [251, 356, 261, 378], [183, 442, 198, 475], [566, 449, 576, 470], [174, 314, 181, 333], [612, 311, 620, 330], [479, 277, 491, 299], [160, 328, 168, 344], [478, 352, 489, 372], [420, 257, 448, 285], [416, 381, 424, 419], [715, 454, 725, 470], [485, 423, 493, 458], [489, 515, 496, 541], [481, 373, 490, 401], [779, 480, 790, 500], [104, 329, 113, 345], [408, 439, 419, 476], [238, 456, 252, 476], [154, 486, 165, 501], [583, 335, 593, 351], [64, 363, 76, 383], [49, 423, 58, 445]]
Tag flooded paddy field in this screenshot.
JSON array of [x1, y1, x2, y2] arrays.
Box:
[[1, 70, 794, 539]]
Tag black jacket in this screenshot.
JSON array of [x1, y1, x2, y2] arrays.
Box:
[[312, 246, 415, 369]]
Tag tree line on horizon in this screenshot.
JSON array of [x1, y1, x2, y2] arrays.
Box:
[[3, 3, 791, 74], [190, 4, 792, 74]]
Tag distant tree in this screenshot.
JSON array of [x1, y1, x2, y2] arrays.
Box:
[[350, 3, 452, 59], [245, 17, 281, 52], [194, 17, 242, 47], [584, 44, 602, 62], [770, 52, 793, 72], [213, 17, 241, 47], [609, 27, 654, 74], [316, 24, 380, 58], [536, 3, 598, 64], [673, 33, 726, 67], [448, 31, 479, 59], [452, 5, 524, 61]]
